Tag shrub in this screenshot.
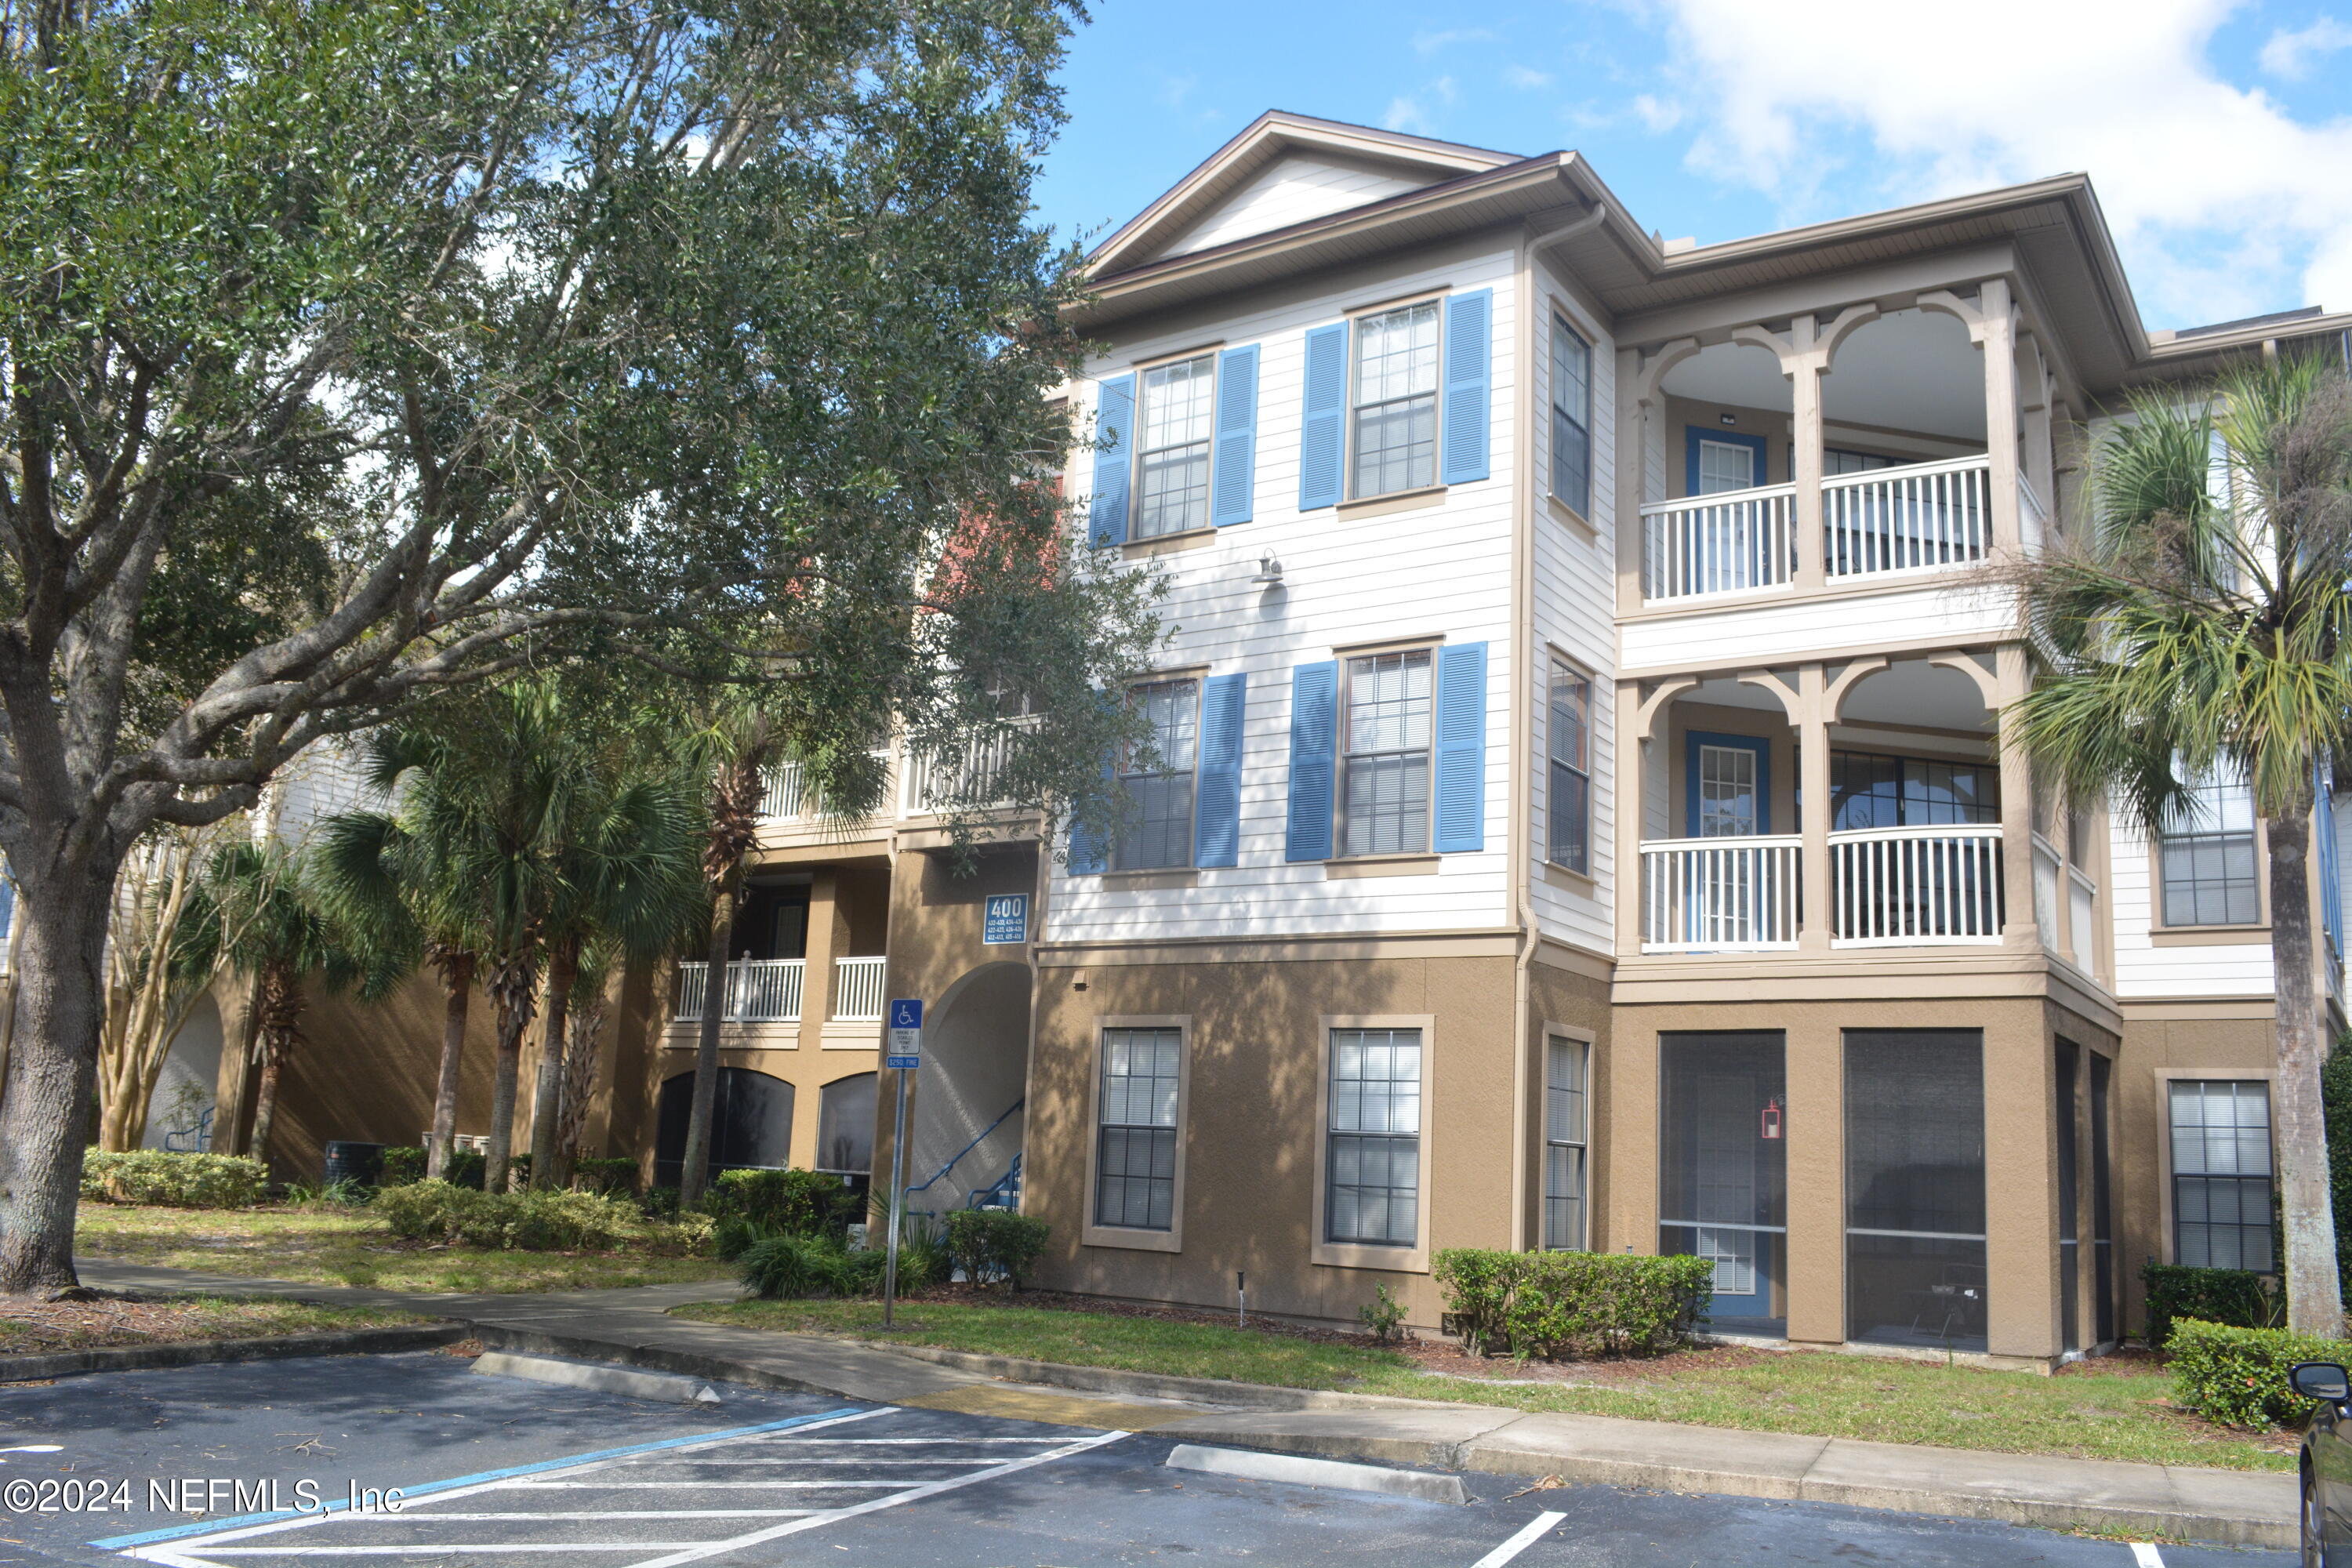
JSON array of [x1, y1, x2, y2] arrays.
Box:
[[739, 1233, 853, 1300], [80, 1151, 267, 1209], [891, 1217, 947, 1292], [2167, 1318, 2352, 1428], [942, 1209, 1051, 1290], [572, 1157, 638, 1197], [372, 1181, 629, 1250], [1434, 1248, 1715, 1359], [285, 1178, 373, 1207], [378, 1146, 426, 1188], [705, 1168, 858, 1241], [2142, 1261, 2283, 1348], [505, 1152, 532, 1192], [442, 1149, 487, 1190], [1359, 1283, 1407, 1345], [644, 1212, 717, 1257], [639, 1185, 682, 1220]]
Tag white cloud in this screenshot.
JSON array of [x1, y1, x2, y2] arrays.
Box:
[[1632, 93, 1682, 133], [1505, 64, 1554, 89], [2259, 16, 2352, 78], [1646, 0, 2352, 324], [1414, 27, 1497, 55], [1383, 95, 1430, 133]]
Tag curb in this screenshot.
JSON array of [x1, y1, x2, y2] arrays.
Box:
[[1164, 1443, 1469, 1504], [471, 1350, 724, 1404], [838, 1339, 1451, 1413], [0, 1323, 469, 1384], [465, 1323, 868, 1397]]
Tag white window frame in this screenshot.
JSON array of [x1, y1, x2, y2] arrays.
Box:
[[1549, 314, 1592, 517], [1312, 1014, 1435, 1272], [1543, 1030, 1592, 1250], [1546, 656, 1593, 875], [1131, 354, 1218, 541], [1348, 299, 1443, 500], [1116, 677, 1202, 871], [1338, 647, 1436, 859], [1696, 437, 1757, 495], [1082, 1015, 1191, 1254]]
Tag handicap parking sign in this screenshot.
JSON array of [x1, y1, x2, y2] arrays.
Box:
[[887, 999, 922, 1069]]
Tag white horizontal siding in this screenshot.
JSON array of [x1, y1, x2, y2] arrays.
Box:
[[1161, 157, 1428, 260], [2107, 815, 2274, 999], [1619, 578, 2020, 673], [1528, 254, 1617, 956], [263, 742, 388, 849], [1053, 246, 1521, 944]]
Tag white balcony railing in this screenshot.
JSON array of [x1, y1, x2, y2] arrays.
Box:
[[1639, 485, 1797, 603], [758, 760, 808, 820], [1640, 837, 1802, 952], [1829, 824, 2002, 946], [674, 958, 804, 1023], [1824, 455, 1990, 579], [2068, 865, 2099, 978], [2018, 472, 2049, 552], [901, 725, 1024, 816], [831, 956, 887, 1021]]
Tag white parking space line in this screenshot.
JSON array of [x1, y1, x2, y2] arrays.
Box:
[[2129, 1546, 2165, 1568], [120, 1407, 1130, 1568], [1472, 1511, 1568, 1568]]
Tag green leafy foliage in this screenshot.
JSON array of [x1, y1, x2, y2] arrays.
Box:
[[704, 1169, 861, 1242], [739, 1233, 855, 1300], [2328, 1036, 2352, 1295], [442, 1151, 488, 1192], [2142, 1261, 2285, 1347], [1435, 1249, 1716, 1360], [572, 1159, 640, 1198], [2166, 1318, 2352, 1428], [1358, 1283, 1407, 1345], [377, 1147, 426, 1189], [942, 1210, 1051, 1290], [79, 1151, 267, 1209], [372, 1180, 630, 1251]]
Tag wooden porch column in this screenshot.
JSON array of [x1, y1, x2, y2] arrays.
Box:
[[1788, 314, 1828, 590], [1979, 278, 2023, 558], [1614, 680, 1645, 956], [1996, 645, 2040, 949], [1797, 662, 1832, 950]]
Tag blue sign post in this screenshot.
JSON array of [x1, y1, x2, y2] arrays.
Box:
[[982, 893, 1029, 946], [882, 999, 924, 1327]]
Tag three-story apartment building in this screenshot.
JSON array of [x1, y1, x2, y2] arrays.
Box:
[[243, 110, 2351, 1368]]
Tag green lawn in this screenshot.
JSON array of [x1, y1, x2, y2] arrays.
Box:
[[2, 1295, 434, 1356], [74, 1202, 735, 1294], [677, 1298, 2294, 1473]]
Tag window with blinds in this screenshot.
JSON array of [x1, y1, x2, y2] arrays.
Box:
[[1544, 1036, 1589, 1250], [1327, 1027, 1421, 1246], [1095, 1027, 1183, 1232]]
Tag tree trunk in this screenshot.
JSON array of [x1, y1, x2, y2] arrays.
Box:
[[553, 967, 608, 1189], [678, 869, 741, 1207], [426, 949, 474, 1181], [482, 953, 538, 1194], [2267, 797, 2344, 1334], [0, 867, 117, 1293], [245, 964, 304, 1178], [527, 937, 579, 1189]]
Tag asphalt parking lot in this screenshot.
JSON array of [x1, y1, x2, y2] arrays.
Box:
[[0, 1352, 2301, 1566]]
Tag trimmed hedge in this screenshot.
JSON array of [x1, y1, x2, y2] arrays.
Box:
[[2167, 1317, 2352, 1428], [942, 1210, 1050, 1290], [1435, 1248, 1715, 1359], [704, 1168, 859, 1241], [80, 1151, 267, 1208], [373, 1180, 631, 1251], [572, 1157, 638, 1196], [2142, 1261, 2282, 1347], [378, 1146, 426, 1188]]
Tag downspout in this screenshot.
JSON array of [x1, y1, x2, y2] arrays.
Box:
[[1509, 201, 1606, 1251], [1017, 833, 1050, 1214]]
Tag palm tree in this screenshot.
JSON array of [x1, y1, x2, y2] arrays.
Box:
[[177, 842, 399, 1169], [2009, 354, 2352, 1333], [522, 744, 700, 1189]]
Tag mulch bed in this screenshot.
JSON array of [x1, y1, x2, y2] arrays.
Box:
[[0, 1290, 255, 1355]]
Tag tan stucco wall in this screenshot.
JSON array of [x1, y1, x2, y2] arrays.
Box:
[[1025, 949, 1520, 1329]]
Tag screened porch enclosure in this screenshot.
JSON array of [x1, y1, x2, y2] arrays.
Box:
[[1845, 1029, 1987, 1352], [1659, 1033, 1788, 1338]]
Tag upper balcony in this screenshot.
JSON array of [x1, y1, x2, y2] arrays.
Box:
[[753, 725, 1033, 848], [1624, 287, 2056, 615]]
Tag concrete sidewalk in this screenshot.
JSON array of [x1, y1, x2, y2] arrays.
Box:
[[74, 1259, 2299, 1549]]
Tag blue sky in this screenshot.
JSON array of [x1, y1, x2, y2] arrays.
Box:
[[1031, 0, 2352, 332]]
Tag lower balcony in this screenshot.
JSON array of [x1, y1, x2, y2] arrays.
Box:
[[1639, 826, 2005, 953], [673, 955, 891, 1025]]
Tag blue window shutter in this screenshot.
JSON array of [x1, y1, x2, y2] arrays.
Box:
[[1298, 323, 1348, 511], [1284, 661, 1338, 862], [1441, 290, 1492, 486], [1211, 347, 1259, 526], [1067, 749, 1116, 874], [1432, 641, 1487, 853], [1192, 673, 1247, 868], [1088, 375, 1134, 548]]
